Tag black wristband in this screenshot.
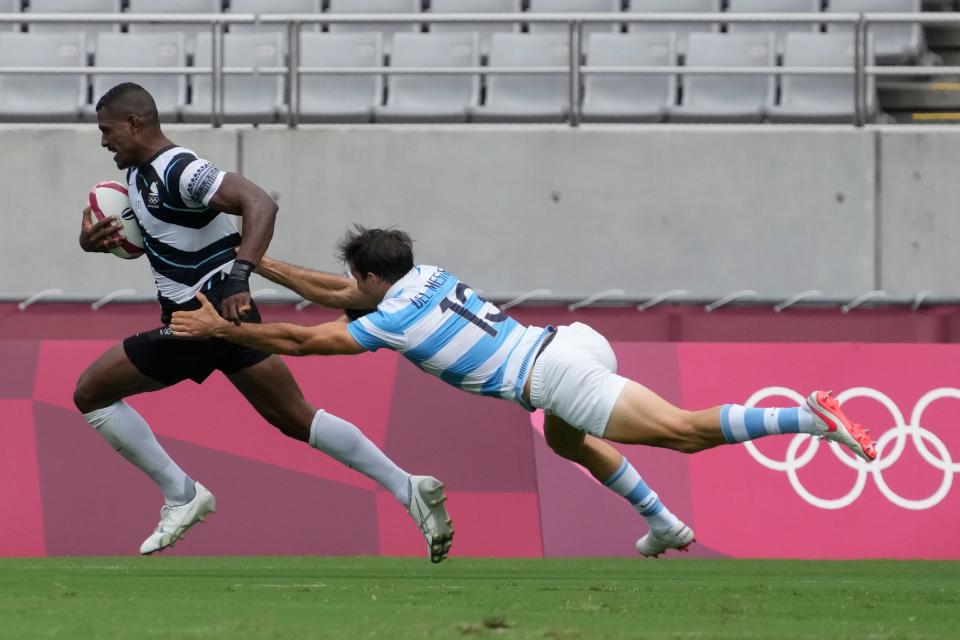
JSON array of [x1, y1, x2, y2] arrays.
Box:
[[222, 259, 254, 298]]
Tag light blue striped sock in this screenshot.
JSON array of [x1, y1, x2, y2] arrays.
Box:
[[720, 404, 816, 444], [603, 458, 679, 534]]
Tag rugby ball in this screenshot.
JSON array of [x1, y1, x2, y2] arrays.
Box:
[[88, 181, 144, 259]]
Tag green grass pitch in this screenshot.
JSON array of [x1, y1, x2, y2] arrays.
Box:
[[1, 557, 958, 639]]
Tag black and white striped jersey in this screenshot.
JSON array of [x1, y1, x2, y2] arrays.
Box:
[[125, 145, 241, 307]]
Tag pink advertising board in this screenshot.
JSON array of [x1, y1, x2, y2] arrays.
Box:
[[1, 304, 958, 558]]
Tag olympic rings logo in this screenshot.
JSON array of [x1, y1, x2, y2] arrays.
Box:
[[744, 387, 960, 511]]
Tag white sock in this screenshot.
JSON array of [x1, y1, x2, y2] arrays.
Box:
[[309, 410, 411, 506], [83, 401, 196, 506], [603, 458, 680, 534]]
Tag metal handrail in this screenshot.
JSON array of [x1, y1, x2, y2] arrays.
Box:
[[0, 11, 953, 127], [11, 290, 960, 309]]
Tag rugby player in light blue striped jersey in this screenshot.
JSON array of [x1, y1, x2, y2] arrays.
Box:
[[172, 226, 877, 557]]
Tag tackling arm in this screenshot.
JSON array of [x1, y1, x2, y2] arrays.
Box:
[[256, 256, 379, 310], [170, 293, 366, 357]]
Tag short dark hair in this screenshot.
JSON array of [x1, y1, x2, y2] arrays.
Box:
[[337, 225, 415, 284], [95, 82, 160, 128]]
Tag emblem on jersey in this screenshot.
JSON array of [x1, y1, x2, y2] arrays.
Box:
[[147, 181, 160, 208]]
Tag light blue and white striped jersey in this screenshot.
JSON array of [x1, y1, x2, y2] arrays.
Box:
[[347, 266, 553, 408]]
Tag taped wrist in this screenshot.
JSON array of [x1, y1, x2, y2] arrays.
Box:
[[222, 259, 254, 299]]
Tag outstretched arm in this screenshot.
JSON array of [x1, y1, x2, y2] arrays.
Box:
[[256, 255, 378, 310], [170, 293, 366, 357]]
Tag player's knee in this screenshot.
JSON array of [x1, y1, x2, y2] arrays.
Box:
[[545, 432, 585, 462], [73, 374, 103, 414], [660, 411, 702, 453], [263, 409, 311, 442]]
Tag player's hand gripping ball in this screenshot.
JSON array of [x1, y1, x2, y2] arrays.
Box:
[[86, 181, 145, 259]]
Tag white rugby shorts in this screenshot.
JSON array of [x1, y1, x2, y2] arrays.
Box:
[[528, 322, 628, 437]]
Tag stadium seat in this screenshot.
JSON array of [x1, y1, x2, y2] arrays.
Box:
[[228, 0, 322, 46], [582, 33, 676, 123], [127, 0, 221, 58], [527, 0, 621, 48], [768, 33, 879, 124], [471, 33, 570, 123], [375, 32, 480, 123], [327, 0, 420, 55], [2, 0, 20, 33], [26, 0, 120, 54], [0, 32, 86, 122], [670, 33, 775, 123], [183, 32, 286, 124], [727, 0, 820, 54], [627, 0, 721, 57], [297, 32, 383, 123], [428, 0, 520, 58], [88, 33, 185, 123], [828, 0, 928, 65]]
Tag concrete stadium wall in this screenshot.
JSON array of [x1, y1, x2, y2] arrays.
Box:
[[0, 124, 955, 301]]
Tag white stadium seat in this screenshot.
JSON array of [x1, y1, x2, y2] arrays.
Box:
[[327, 0, 420, 56], [627, 0, 721, 57], [582, 33, 677, 123], [127, 0, 221, 58], [2, 0, 20, 33], [0, 32, 86, 122], [670, 33, 776, 123], [828, 0, 928, 65], [428, 0, 520, 58], [727, 0, 820, 54], [89, 33, 186, 122], [527, 0, 621, 48], [228, 0, 322, 48], [297, 32, 383, 123], [375, 32, 480, 123], [472, 33, 571, 123], [183, 32, 286, 124], [26, 0, 120, 55], [768, 33, 880, 124]]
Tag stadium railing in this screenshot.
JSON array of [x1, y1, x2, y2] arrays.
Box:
[[0, 11, 956, 127]]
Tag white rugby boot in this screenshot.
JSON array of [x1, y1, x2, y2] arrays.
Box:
[[806, 390, 878, 462], [636, 521, 695, 558], [140, 481, 216, 555], [407, 475, 454, 564]]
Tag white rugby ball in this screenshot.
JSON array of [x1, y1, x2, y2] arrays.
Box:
[[88, 181, 144, 259]]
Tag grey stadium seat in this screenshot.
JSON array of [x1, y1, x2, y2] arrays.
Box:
[[768, 33, 879, 124], [297, 32, 383, 123], [471, 33, 570, 123], [327, 0, 420, 55], [88, 33, 185, 122], [2, 0, 20, 33], [127, 0, 221, 58], [670, 33, 775, 123], [828, 0, 928, 65], [26, 0, 120, 54], [229, 0, 321, 46], [582, 33, 676, 123], [183, 32, 286, 124], [628, 0, 721, 57], [527, 0, 620, 47], [375, 32, 479, 123], [429, 0, 520, 58], [727, 0, 820, 54], [0, 32, 86, 122]]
